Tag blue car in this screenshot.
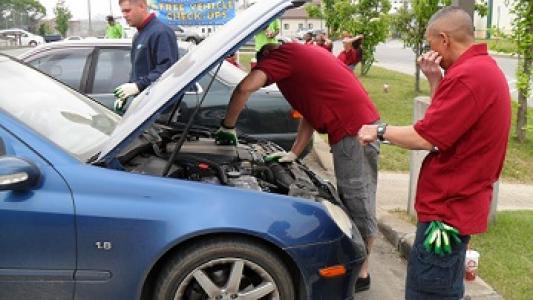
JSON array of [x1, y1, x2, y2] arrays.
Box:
[[0, 1, 365, 299]]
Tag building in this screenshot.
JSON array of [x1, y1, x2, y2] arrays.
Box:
[[279, 0, 325, 38], [473, 0, 514, 38]]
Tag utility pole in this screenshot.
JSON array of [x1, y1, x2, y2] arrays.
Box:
[[109, 0, 113, 16], [87, 0, 93, 36], [486, 0, 493, 39]]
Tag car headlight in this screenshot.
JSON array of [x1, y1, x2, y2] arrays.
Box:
[[321, 201, 353, 239]]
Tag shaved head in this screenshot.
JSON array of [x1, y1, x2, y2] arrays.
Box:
[[427, 7, 474, 44]]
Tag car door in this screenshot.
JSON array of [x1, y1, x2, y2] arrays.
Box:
[[87, 47, 132, 109], [26, 47, 94, 92], [0, 127, 76, 300]]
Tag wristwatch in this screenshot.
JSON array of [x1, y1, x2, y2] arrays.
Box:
[[377, 123, 388, 142]]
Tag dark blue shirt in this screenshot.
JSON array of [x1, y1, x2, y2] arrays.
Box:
[[130, 15, 178, 91]]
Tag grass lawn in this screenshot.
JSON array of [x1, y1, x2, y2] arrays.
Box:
[[477, 38, 517, 54], [238, 52, 533, 183], [391, 209, 533, 299], [470, 211, 533, 300]]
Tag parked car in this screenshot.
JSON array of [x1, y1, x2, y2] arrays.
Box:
[[0, 28, 44, 46], [0, 1, 365, 299], [295, 28, 323, 40], [44, 33, 63, 43], [175, 25, 206, 44], [19, 39, 304, 151], [64, 36, 83, 41]]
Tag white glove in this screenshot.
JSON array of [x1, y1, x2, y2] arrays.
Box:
[[113, 83, 140, 100], [265, 151, 298, 163]]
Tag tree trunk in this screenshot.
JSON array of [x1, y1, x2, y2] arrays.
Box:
[[415, 62, 421, 93], [516, 55, 531, 143], [414, 44, 422, 93]]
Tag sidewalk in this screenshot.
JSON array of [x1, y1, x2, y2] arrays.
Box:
[[311, 132, 510, 299]]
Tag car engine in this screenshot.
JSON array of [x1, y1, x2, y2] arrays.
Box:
[[117, 124, 341, 203]]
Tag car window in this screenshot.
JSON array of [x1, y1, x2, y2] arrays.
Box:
[[28, 48, 92, 90], [92, 48, 131, 94]]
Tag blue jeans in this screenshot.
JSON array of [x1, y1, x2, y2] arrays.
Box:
[[405, 222, 470, 300]]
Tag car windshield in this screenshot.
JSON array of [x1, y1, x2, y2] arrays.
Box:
[[0, 58, 120, 161]]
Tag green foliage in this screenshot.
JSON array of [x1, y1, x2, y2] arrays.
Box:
[[38, 22, 51, 36], [511, 0, 532, 142], [474, 0, 488, 18], [0, 0, 46, 32], [337, 0, 391, 75], [308, 0, 391, 75], [391, 0, 450, 91], [54, 0, 72, 37]]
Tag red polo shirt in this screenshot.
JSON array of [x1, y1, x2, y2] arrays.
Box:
[[254, 43, 379, 145], [338, 48, 361, 66], [414, 44, 511, 235]]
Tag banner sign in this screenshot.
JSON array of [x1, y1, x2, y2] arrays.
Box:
[[149, 0, 236, 26]]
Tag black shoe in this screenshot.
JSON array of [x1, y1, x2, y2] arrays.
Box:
[[354, 275, 370, 292]]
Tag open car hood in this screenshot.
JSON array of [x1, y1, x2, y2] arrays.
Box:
[[97, 0, 303, 163]]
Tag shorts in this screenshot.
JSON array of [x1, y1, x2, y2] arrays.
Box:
[[331, 135, 379, 240], [405, 222, 471, 300]]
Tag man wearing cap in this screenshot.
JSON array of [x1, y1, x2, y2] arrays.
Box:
[[105, 15, 124, 39], [358, 7, 511, 299], [113, 0, 178, 113]]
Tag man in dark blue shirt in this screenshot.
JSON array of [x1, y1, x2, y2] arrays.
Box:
[[114, 0, 178, 112]]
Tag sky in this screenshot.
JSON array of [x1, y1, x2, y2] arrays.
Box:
[[39, 0, 123, 21]]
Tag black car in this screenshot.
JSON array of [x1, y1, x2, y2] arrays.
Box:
[[19, 40, 307, 151], [44, 33, 63, 43]]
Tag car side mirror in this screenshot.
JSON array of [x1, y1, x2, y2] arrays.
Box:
[[0, 156, 40, 191]]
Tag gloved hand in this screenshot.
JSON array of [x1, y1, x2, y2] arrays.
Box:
[[423, 221, 462, 256], [114, 83, 140, 99], [114, 97, 129, 113], [264, 151, 297, 163], [113, 83, 140, 113], [214, 125, 238, 146]]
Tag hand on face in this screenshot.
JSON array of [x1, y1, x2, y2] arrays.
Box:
[[417, 50, 443, 84]]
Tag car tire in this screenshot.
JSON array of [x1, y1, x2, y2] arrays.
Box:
[[29, 40, 37, 47], [153, 238, 295, 300]]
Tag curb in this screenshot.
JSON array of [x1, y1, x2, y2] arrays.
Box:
[[311, 135, 503, 300]]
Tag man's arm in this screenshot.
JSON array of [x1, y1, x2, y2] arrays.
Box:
[[135, 31, 178, 91], [290, 118, 314, 156], [358, 125, 433, 151], [222, 70, 268, 127]]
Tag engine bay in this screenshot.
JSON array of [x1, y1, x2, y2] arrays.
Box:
[[116, 124, 341, 203]]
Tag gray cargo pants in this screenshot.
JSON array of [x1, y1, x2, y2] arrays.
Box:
[[331, 136, 379, 240]]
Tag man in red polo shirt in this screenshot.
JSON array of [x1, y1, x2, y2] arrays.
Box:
[[358, 7, 511, 299], [215, 42, 380, 292]]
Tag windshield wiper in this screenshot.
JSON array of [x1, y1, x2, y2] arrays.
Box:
[[162, 61, 224, 177]]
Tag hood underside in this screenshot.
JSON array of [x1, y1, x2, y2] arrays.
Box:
[[97, 0, 300, 163]]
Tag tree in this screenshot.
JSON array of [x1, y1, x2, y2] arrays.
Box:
[[474, 0, 488, 18], [38, 22, 50, 36], [306, 0, 391, 75], [0, 0, 46, 32], [391, 0, 451, 92], [54, 0, 71, 37], [511, 0, 532, 142]]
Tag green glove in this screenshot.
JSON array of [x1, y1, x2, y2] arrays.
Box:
[[264, 151, 297, 163], [423, 221, 461, 256], [214, 124, 238, 146]]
